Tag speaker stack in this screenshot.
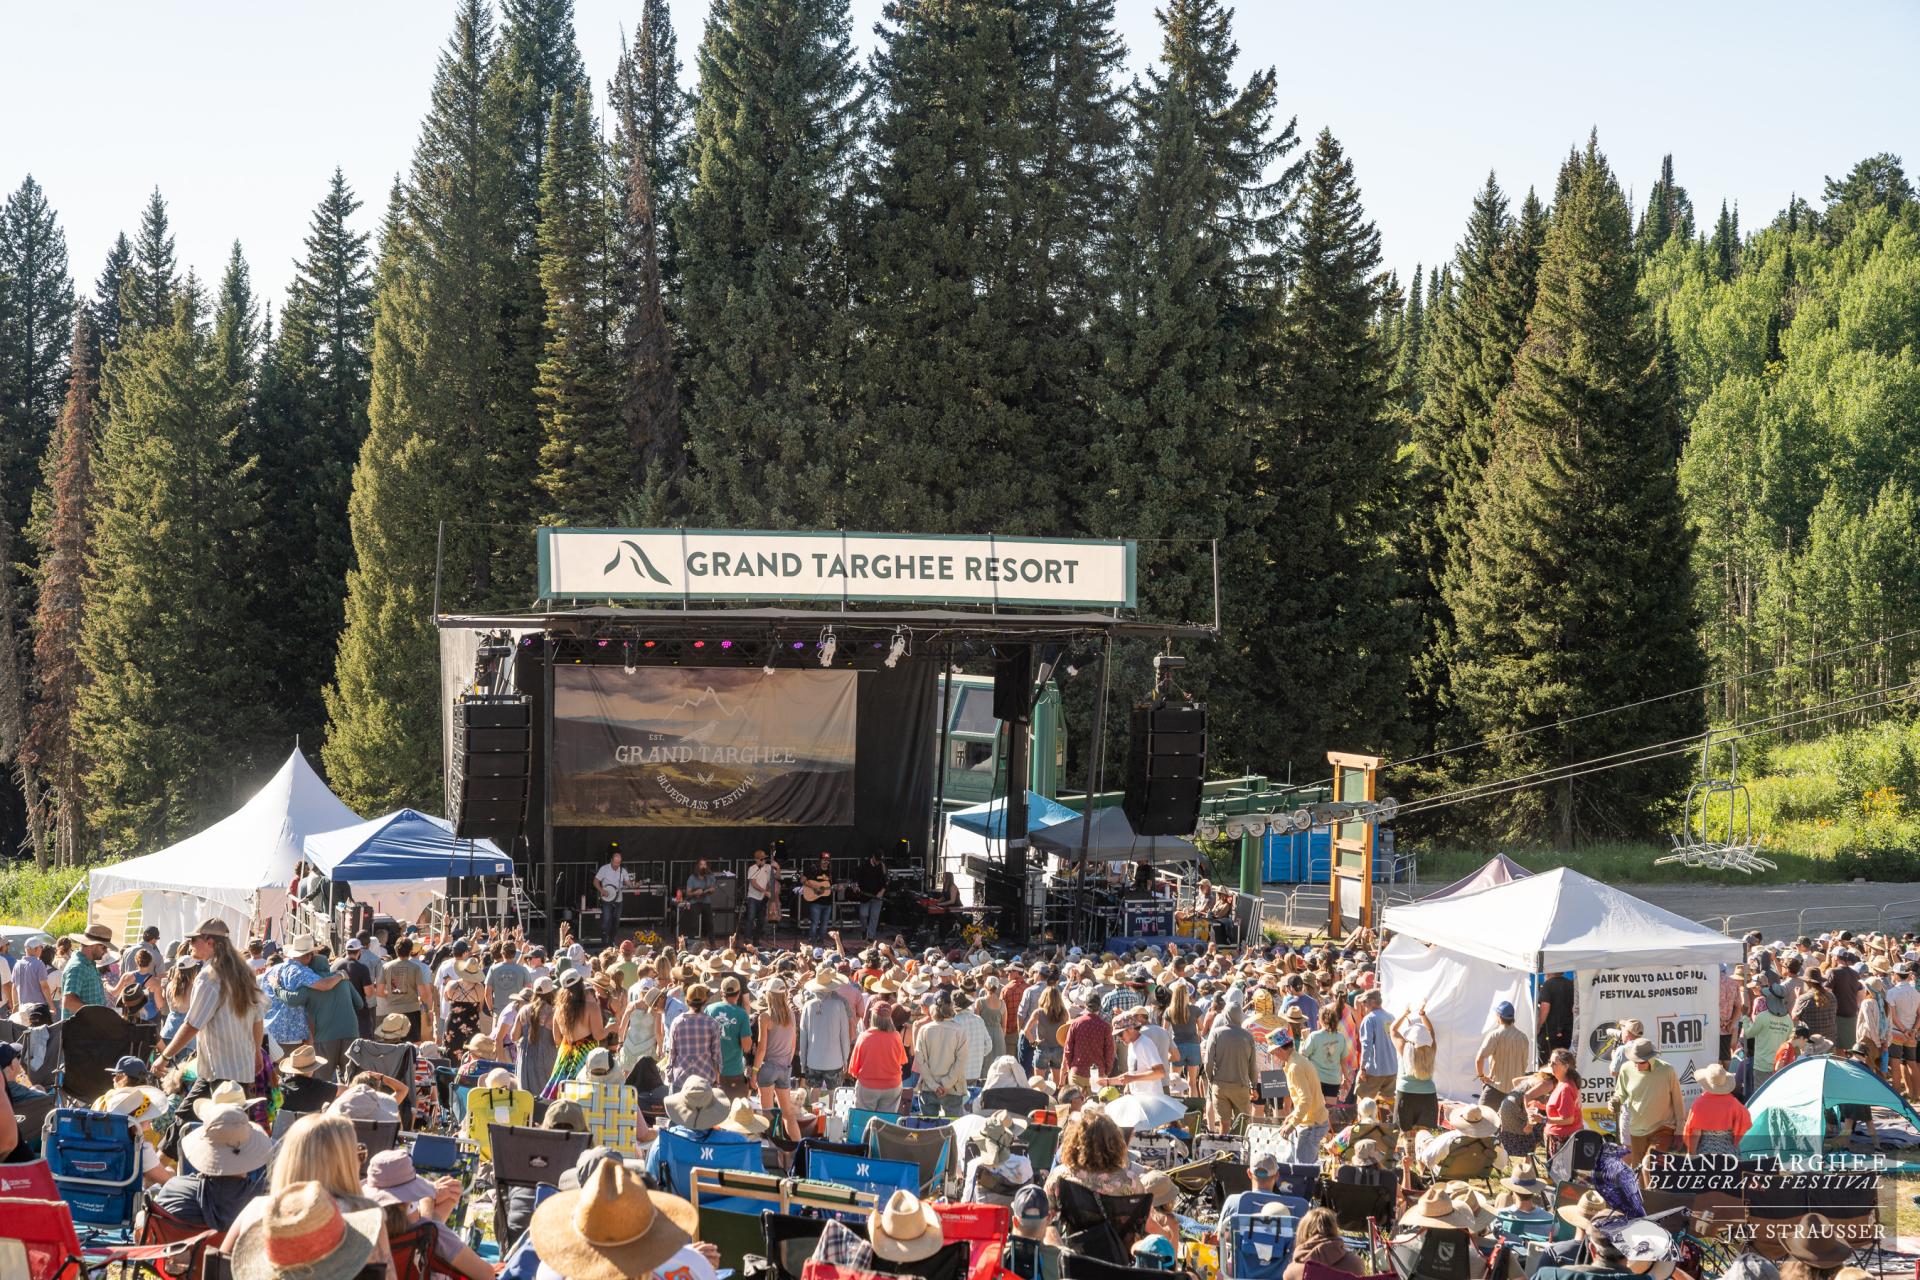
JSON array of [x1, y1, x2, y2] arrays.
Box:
[[449, 694, 532, 841], [992, 645, 1032, 720], [1122, 701, 1208, 836]]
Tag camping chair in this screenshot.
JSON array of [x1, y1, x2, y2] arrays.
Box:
[[980, 1086, 1051, 1117], [0, 1160, 59, 1199], [20, 1023, 61, 1092], [133, 1196, 218, 1280], [795, 1136, 870, 1180], [1131, 1132, 1184, 1172], [652, 1125, 767, 1198], [278, 1072, 338, 1119], [1193, 1135, 1248, 1164], [1020, 1122, 1061, 1174], [934, 1203, 1012, 1280], [8, 1092, 56, 1159], [869, 1117, 954, 1196], [488, 1123, 591, 1248], [1389, 1229, 1474, 1280], [462, 1084, 534, 1161], [801, 1245, 972, 1280], [1427, 1138, 1498, 1188], [44, 1108, 144, 1238], [1270, 1162, 1319, 1201], [1243, 1122, 1289, 1171], [690, 1168, 787, 1270], [384, 1221, 439, 1280], [56, 1008, 157, 1105], [761, 1212, 834, 1280], [2, 1195, 209, 1280], [557, 1078, 644, 1156], [1323, 1173, 1396, 1235], [1006, 1238, 1063, 1280], [350, 1118, 402, 1174], [1222, 1208, 1296, 1280], [1059, 1255, 1177, 1280], [804, 1149, 921, 1217], [846, 1107, 896, 1146], [787, 1177, 883, 1220], [1055, 1179, 1150, 1266], [346, 1039, 418, 1124], [405, 1132, 466, 1178]]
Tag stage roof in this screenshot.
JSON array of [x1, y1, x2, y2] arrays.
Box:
[[438, 605, 1212, 640]]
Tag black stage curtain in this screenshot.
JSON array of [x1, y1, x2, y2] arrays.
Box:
[[519, 652, 938, 867]]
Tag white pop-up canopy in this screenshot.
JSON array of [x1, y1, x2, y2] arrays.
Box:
[[1381, 866, 1741, 972], [89, 749, 362, 945]]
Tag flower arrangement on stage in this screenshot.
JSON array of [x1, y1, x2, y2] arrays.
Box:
[[961, 919, 998, 949], [633, 928, 662, 948]]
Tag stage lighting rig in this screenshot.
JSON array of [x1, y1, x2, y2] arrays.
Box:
[[884, 627, 910, 669], [818, 626, 838, 668]]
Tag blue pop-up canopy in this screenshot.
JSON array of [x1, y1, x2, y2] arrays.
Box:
[[949, 791, 1081, 839], [304, 808, 512, 882]]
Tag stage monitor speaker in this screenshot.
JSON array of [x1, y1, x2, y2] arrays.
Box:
[[993, 646, 1032, 721], [1547, 1128, 1604, 1182], [1123, 701, 1208, 836], [450, 694, 531, 841]]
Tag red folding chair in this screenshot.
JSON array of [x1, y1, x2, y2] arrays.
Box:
[[0, 1159, 59, 1199], [2, 1196, 210, 1280], [934, 1203, 1014, 1280], [135, 1198, 219, 1280]]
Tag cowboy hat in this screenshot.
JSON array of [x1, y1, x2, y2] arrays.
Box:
[[1450, 1104, 1498, 1138], [1782, 1215, 1855, 1268], [1351, 1139, 1389, 1169], [1500, 1164, 1546, 1197], [717, 1098, 770, 1136], [663, 1076, 730, 1129], [182, 1104, 273, 1177], [869, 1191, 946, 1264], [281, 1045, 329, 1076], [193, 1079, 264, 1121], [231, 1180, 383, 1280], [187, 918, 231, 939], [806, 970, 841, 993], [1557, 1189, 1619, 1231], [375, 1012, 411, 1042], [286, 934, 318, 958], [529, 1157, 694, 1280], [1400, 1187, 1476, 1231], [870, 973, 901, 994], [459, 956, 484, 976], [1694, 1063, 1737, 1095], [1441, 1182, 1497, 1233], [102, 1084, 169, 1119]]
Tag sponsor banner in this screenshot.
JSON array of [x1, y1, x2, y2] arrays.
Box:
[[1572, 965, 1718, 1132], [537, 528, 1137, 607], [552, 666, 857, 827]]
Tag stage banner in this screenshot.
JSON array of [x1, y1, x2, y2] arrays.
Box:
[[1571, 965, 1717, 1132], [537, 528, 1136, 607], [552, 667, 857, 827]]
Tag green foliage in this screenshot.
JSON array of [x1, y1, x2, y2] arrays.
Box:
[[1448, 137, 1705, 844], [0, 175, 75, 533], [0, 862, 88, 930], [89, 233, 131, 361], [610, 0, 690, 295], [121, 188, 178, 338]]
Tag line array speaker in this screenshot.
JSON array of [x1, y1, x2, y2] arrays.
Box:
[[449, 694, 531, 841], [1122, 701, 1208, 836], [992, 645, 1033, 721]]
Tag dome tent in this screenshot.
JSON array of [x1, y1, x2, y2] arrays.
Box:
[[1740, 1054, 1920, 1158]]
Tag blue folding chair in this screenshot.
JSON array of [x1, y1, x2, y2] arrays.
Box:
[[1271, 1163, 1319, 1201], [868, 1118, 952, 1196], [649, 1126, 766, 1200], [1222, 1210, 1296, 1280], [802, 1149, 920, 1221], [44, 1107, 144, 1239], [845, 1107, 895, 1145]]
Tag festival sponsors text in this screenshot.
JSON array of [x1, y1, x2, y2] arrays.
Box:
[[1572, 965, 1718, 1132]]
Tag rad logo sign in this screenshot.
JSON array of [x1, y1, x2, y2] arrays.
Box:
[[537, 528, 1137, 608], [1571, 966, 1718, 1133]]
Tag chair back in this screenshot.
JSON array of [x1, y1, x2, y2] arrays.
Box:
[[1053, 1180, 1144, 1265], [135, 1197, 216, 1280], [279, 1073, 338, 1116], [1323, 1178, 1396, 1234], [19, 1024, 60, 1091], [761, 1212, 830, 1280], [1059, 1255, 1177, 1280], [43, 1107, 143, 1229], [1193, 1134, 1248, 1164], [0, 1161, 57, 1199], [1407, 1228, 1474, 1280], [794, 1137, 867, 1181], [1130, 1133, 1184, 1172], [933, 1202, 1011, 1280], [1223, 1210, 1296, 1280], [0, 1197, 83, 1280], [653, 1125, 767, 1198], [1020, 1122, 1060, 1174], [463, 1086, 535, 1160], [350, 1118, 401, 1173], [868, 1118, 952, 1196], [1431, 1137, 1497, 1183], [56, 1007, 157, 1103], [1272, 1162, 1319, 1201], [1005, 1237, 1062, 1280], [802, 1149, 919, 1216], [557, 1078, 644, 1155], [386, 1222, 437, 1280], [406, 1132, 464, 1175], [979, 1087, 1050, 1116], [845, 1107, 893, 1146], [489, 1122, 593, 1191]]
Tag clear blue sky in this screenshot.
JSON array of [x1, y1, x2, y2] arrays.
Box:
[[5, 1, 1916, 312]]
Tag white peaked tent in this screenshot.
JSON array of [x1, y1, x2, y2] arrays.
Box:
[[1430, 853, 1531, 900], [1379, 867, 1740, 1100], [89, 749, 362, 945]]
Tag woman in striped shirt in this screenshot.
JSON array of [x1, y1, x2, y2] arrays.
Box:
[[153, 919, 263, 1090]]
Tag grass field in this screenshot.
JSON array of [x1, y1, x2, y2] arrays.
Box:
[[0, 862, 88, 938]]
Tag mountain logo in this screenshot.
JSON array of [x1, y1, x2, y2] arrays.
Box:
[[603, 539, 672, 585], [675, 687, 741, 718]]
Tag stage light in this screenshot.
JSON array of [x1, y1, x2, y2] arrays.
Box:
[[793, 641, 806, 649], [622, 641, 636, 675], [720, 640, 733, 649], [643, 640, 656, 649], [817, 627, 837, 668], [693, 640, 705, 649], [884, 627, 909, 669], [596, 639, 608, 648]]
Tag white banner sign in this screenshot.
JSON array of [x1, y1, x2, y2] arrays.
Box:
[[538, 529, 1137, 607], [1572, 965, 1718, 1132]]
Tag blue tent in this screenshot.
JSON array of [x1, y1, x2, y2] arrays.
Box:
[[303, 808, 512, 882], [949, 791, 1081, 839], [1740, 1054, 1920, 1158]]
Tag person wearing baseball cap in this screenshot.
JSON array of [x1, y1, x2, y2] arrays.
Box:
[[1613, 1039, 1686, 1164], [1474, 1000, 1530, 1106]]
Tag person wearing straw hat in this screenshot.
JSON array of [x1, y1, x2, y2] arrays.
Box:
[[1612, 1038, 1687, 1164], [716, 1097, 770, 1138], [59, 923, 117, 1015], [1413, 1103, 1498, 1175], [228, 1180, 385, 1280], [1682, 1063, 1751, 1156], [868, 1191, 948, 1267], [155, 1104, 271, 1231], [527, 1157, 707, 1280], [1389, 1187, 1488, 1279], [98, 1083, 174, 1187], [662, 1075, 732, 1130]]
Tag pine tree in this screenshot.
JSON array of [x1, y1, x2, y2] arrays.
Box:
[[1251, 128, 1409, 769], [676, 0, 864, 526], [534, 84, 624, 524], [0, 176, 75, 536], [610, 0, 691, 293], [1449, 136, 1704, 845], [1638, 153, 1695, 254], [122, 188, 179, 337], [610, 45, 682, 504], [24, 312, 97, 867], [1820, 152, 1911, 244], [1709, 199, 1739, 282], [90, 234, 132, 361], [1392, 264, 1424, 401], [212, 242, 261, 390], [325, 0, 518, 812], [77, 290, 268, 853]]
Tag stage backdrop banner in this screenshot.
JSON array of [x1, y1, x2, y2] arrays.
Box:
[[537, 528, 1136, 607], [552, 666, 857, 826], [1571, 965, 1717, 1131]]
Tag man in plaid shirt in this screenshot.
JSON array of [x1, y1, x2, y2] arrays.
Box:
[[1063, 995, 1114, 1091], [668, 983, 722, 1089], [1102, 966, 1147, 1019]]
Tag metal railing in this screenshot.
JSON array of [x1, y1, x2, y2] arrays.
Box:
[[1694, 897, 1920, 940]]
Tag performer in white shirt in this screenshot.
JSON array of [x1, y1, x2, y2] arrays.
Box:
[[744, 848, 779, 943], [593, 844, 628, 946]]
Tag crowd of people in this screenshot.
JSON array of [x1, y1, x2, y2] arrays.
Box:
[[0, 909, 1905, 1280]]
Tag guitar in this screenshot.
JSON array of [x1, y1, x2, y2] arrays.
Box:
[[802, 872, 834, 903]]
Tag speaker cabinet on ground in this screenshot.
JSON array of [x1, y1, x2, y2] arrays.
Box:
[[1123, 701, 1208, 836], [450, 694, 531, 841]]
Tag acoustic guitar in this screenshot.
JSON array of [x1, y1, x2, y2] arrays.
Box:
[[802, 872, 834, 903]]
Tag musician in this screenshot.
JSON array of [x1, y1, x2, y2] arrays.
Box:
[[1209, 882, 1238, 944], [683, 858, 718, 942], [593, 844, 627, 946], [854, 852, 889, 941], [744, 848, 779, 943], [801, 854, 835, 944]]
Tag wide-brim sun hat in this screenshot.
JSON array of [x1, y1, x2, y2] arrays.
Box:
[[375, 1013, 411, 1042], [1782, 1215, 1855, 1268], [194, 1079, 264, 1121], [182, 1104, 273, 1177], [230, 1180, 383, 1280], [717, 1098, 770, 1136], [1557, 1189, 1618, 1231], [529, 1158, 694, 1280], [1694, 1063, 1736, 1095], [663, 1076, 730, 1129], [869, 1190, 945, 1264], [1400, 1187, 1476, 1231], [1450, 1104, 1498, 1138]]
